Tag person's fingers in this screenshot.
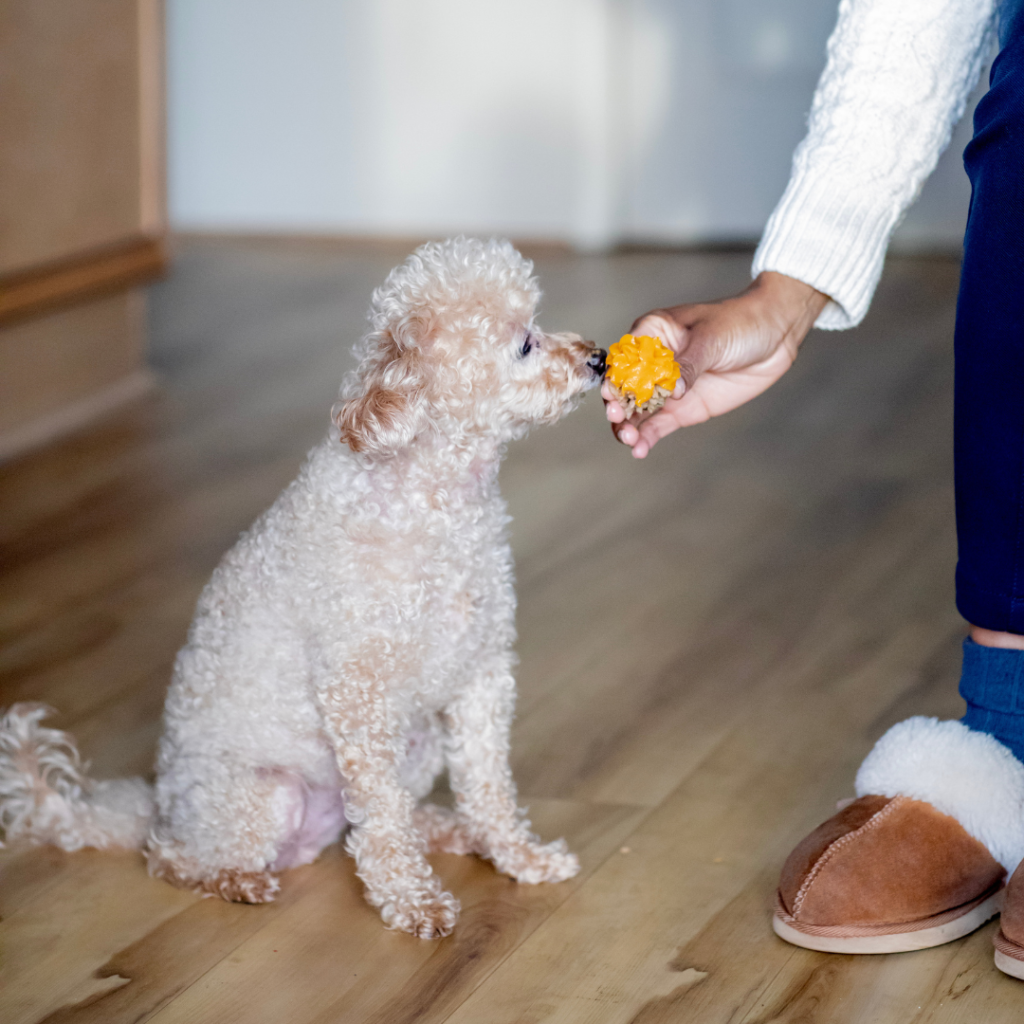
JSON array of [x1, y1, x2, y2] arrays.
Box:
[[609, 303, 731, 456], [629, 311, 687, 352], [629, 409, 679, 458], [640, 408, 683, 446], [611, 418, 640, 447], [601, 380, 628, 422], [609, 402, 683, 458], [604, 392, 626, 424]]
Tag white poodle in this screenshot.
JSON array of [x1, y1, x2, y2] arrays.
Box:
[[0, 238, 607, 938]]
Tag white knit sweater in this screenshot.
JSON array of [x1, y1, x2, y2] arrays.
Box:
[[752, 0, 998, 330]]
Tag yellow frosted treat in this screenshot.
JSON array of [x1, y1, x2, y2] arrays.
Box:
[[604, 334, 681, 416]]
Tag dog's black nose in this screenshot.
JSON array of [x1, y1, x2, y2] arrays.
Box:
[[588, 348, 607, 376]]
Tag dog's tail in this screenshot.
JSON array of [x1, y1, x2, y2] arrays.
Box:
[[0, 703, 153, 851]]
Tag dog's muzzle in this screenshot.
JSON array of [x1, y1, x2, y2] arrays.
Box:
[[587, 348, 608, 377]]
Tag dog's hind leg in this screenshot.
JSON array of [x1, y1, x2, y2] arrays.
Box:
[[147, 763, 342, 903], [148, 849, 282, 904]]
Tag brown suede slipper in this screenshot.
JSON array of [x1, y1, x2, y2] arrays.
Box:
[[774, 717, 1024, 957], [995, 856, 1024, 979], [774, 795, 1006, 954]]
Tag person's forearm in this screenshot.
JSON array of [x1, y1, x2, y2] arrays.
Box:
[[754, 0, 997, 331]]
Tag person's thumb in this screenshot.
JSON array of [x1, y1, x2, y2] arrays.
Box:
[[673, 323, 722, 395], [628, 311, 686, 353]]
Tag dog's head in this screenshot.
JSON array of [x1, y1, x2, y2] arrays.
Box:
[[333, 238, 605, 458]]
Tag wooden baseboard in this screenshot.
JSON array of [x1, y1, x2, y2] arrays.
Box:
[[0, 367, 155, 463], [0, 235, 168, 327]]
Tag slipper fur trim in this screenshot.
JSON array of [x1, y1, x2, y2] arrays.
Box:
[[855, 716, 1024, 875]]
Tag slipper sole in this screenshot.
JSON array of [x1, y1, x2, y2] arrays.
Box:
[[994, 930, 1024, 980], [772, 888, 1003, 954]]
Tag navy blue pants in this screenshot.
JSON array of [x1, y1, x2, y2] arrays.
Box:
[[954, 0, 1024, 633]]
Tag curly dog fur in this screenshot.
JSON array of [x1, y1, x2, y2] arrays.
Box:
[[0, 238, 605, 938]]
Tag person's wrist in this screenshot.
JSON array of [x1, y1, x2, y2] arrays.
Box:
[[750, 271, 829, 341]]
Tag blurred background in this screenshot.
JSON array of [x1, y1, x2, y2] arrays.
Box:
[[1, 0, 988, 459], [166, 0, 979, 248]]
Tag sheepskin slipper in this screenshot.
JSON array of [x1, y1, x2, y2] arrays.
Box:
[[773, 717, 1024, 955], [995, 863, 1024, 979]]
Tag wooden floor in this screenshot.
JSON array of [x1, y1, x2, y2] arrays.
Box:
[[1, 239, 1018, 1023]]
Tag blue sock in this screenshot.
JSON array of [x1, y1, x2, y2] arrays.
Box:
[[960, 637, 1024, 764]]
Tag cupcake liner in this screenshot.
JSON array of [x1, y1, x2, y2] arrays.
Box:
[[605, 380, 674, 417]]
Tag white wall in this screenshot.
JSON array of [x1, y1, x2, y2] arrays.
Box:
[[168, 0, 988, 249]]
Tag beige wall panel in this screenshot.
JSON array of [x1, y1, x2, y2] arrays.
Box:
[[0, 291, 144, 435], [0, 1, 157, 274]]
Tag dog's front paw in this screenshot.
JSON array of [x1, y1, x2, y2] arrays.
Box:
[[491, 837, 580, 885], [382, 889, 461, 939]]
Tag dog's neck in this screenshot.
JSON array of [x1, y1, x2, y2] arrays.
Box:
[[366, 433, 503, 501]]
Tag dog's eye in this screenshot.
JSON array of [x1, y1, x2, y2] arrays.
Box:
[[519, 334, 533, 358]]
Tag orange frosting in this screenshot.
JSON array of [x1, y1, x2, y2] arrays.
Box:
[[604, 334, 680, 408]]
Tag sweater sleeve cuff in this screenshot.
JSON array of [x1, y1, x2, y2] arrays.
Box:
[[751, 163, 904, 331]]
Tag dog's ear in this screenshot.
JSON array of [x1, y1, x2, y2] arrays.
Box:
[[333, 321, 429, 457], [334, 378, 422, 456]]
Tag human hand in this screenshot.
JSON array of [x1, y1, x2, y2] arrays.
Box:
[[604, 272, 829, 458]]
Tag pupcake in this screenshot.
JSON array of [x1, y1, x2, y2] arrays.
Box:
[[604, 333, 681, 416]]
